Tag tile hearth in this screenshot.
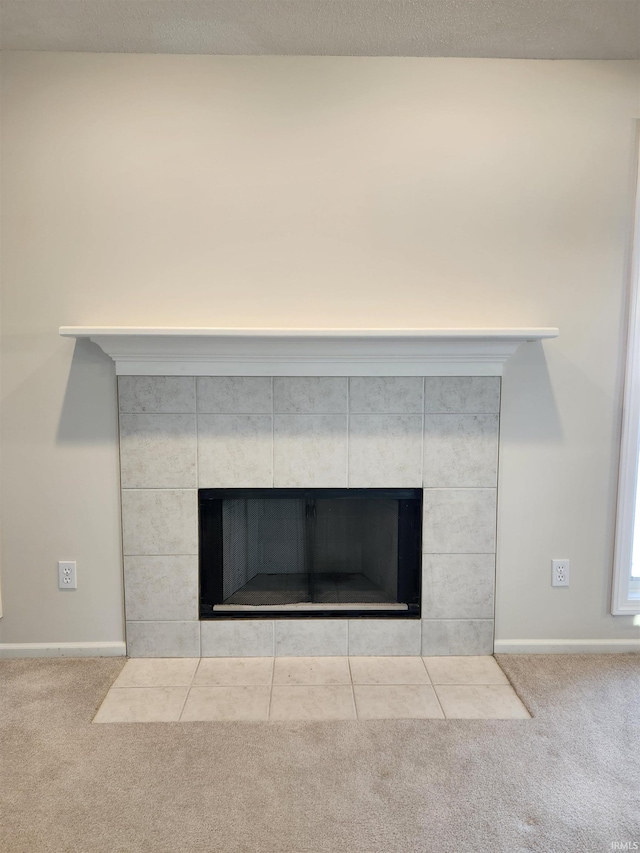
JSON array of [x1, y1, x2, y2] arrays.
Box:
[[93, 656, 530, 722]]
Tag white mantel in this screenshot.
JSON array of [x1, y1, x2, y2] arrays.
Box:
[[59, 327, 559, 376]]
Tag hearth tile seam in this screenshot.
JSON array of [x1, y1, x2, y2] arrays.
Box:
[[267, 655, 276, 717], [349, 676, 357, 719], [177, 659, 201, 721], [427, 660, 448, 718]]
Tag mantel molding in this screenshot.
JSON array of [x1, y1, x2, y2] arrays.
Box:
[[59, 327, 559, 376]]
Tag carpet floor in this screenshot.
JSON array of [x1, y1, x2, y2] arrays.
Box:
[[1, 653, 638, 852]]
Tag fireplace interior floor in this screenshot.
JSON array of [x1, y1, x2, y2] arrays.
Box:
[[222, 572, 399, 607]]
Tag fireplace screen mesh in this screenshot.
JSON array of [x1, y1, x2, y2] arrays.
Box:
[[199, 488, 422, 617]]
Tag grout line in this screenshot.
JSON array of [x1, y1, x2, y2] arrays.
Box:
[[177, 659, 201, 721], [418, 656, 432, 684], [420, 656, 447, 718], [345, 651, 358, 719], [430, 683, 448, 719], [347, 680, 432, 685], [267, 657, 275, 720]]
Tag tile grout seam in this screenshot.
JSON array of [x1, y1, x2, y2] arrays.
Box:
[[177, 658, 201, 721]]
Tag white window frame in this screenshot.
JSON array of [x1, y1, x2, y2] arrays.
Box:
[[613, 136, 640, 615]]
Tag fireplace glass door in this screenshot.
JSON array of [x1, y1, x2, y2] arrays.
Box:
[[199, 488, 422, 618]]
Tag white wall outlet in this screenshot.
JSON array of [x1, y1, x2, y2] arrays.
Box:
[[551, 559, 570, 587], [58, 561, 77, 590]]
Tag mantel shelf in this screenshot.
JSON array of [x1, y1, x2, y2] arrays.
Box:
[[59, 326, 559, 376]]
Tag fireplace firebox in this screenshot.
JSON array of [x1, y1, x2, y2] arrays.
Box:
[[199, 488, 422, 619]]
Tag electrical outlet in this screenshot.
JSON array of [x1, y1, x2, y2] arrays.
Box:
[[58, 561, 77, 590], [551, 559, 570, 587]]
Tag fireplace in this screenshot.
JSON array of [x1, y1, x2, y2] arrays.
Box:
[[112, 370, 499, 657], [199, 487, 422, 617], [59, 326, 559, 657]]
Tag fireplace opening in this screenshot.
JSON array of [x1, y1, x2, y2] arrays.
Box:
[[199, 488, 422, 619]]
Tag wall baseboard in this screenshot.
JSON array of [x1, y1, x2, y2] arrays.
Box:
[[494, 638, 640, 654], [0, 642, 126, 658]]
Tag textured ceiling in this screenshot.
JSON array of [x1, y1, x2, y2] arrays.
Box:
[[0, 0, 639, 59]]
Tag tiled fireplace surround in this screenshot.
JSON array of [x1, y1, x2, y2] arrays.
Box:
[[118, 374, 499, 658]]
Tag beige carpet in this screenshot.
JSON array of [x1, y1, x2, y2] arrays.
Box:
[[1, 654, 638, 852]]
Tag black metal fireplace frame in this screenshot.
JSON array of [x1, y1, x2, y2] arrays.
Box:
[[199, 487, 422, 620]]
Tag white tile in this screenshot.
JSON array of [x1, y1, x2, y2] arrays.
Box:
[[93, 687, 188, 723], [270, 685, 355, 720], [274, 378, 347, 413], [349, 656, 430, 684], [126, 621, 200, 657], [434, 684, 530, 719], [119, 414, 197, 489], [124, 556, 198, 621], [193, 657, 274, 686], [354, 685, 444, 719], [198, 414, 272, 487], [275, 620, 348, 656], [424, 377, 501, 414], [423, 656, 508, 685], [197, 377, 272, 413], [274, 415, 347, 487], [273, 657, 351, 685], [118, 377, 195, 414], [349, 378, 423, 413], [112, 658, 199, 688], [421, 619, 494, 656], [181, 686, 271, 721], [121, 489, 198, 556], [421, 554, 495, 619], [422, 489, 496, 554], [423, 414, 498, 488], [200, 620, 275, 657], [348, 415, 423, 487], [348, 620, 421, 656]]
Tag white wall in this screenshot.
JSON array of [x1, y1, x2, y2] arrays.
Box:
[[1, 52, 638, 646]]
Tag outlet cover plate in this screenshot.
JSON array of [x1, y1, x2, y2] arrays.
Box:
[[58, 561, 77, 590], [551, 559, 570, 587]]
